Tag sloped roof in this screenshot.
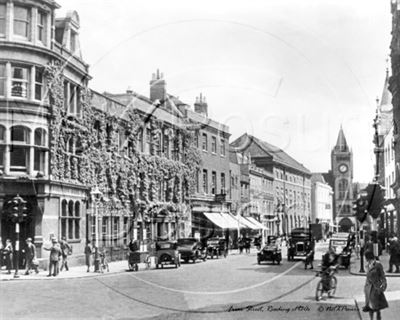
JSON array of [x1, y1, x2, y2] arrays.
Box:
[[333, 126, 349, 152], [380, 69, 392, 112], [311, 173, 326, 184], [231, 133, 311, 175]]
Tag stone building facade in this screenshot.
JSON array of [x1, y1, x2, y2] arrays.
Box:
[[0, 1, 199, 267], [231, 134, 312, 236], [310, 173, 333, 225]]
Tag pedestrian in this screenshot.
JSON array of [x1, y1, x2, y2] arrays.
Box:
[[387, 236, 400, 273], [3, 239, 13, 274], [44, 238, 62, 277], [363, 250, 388, 320], [24, 238, 39, 275], [304, 240, 314, 270], [59, 236, 71, 272], [238, 236, 244, 254], [84, 240, 93, 272]]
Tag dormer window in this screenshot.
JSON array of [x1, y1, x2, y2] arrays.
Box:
[[14, 6, 30, 39]]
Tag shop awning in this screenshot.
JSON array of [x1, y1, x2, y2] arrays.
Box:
[[237, 216, 258, 230], [203, 212, 230, 229], [247, 217, 268, 230], [222, 213, 243, 229]]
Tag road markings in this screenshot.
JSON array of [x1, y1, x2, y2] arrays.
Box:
[[126, 261, 303, 295]]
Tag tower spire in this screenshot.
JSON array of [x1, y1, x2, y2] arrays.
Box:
[[334, 126, 349, 152]]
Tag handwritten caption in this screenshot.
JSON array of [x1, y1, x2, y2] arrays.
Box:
[[226, 305, 359, 313]]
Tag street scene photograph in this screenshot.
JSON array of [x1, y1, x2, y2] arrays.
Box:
[[1, 0, 400, 319]]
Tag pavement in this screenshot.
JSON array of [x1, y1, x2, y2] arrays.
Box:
[[0, 249, 247, 281], [0, 259, 134, 281], [349, 250, 400, 277]]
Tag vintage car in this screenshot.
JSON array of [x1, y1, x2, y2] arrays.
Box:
[[329, 233, 351, 269], [176, 238, 207, 263], [288, 228, 312, 260], [206, 237, 228, 259], [155, 241, 180, 269], [257, 236, 282, 265]]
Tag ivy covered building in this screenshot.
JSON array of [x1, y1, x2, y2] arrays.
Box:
[[0, 1, 200, 267]]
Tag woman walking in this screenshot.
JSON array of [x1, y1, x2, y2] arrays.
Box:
[[363, 250, 388, 320]]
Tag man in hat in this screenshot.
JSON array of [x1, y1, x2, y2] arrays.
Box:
[[24, 237, 39, 275], [59, 236, 71, 272], [44, 238, 62, 277]]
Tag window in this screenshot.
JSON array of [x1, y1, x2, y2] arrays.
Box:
[[203, 170, 208, 193], [34, 128, 46, 172], [221, 173, 226, 194], [11, 66, 29, 98], [220, 139, 225, 156], [10, 126, 30, 172], [0, 4, 6, 36], [194, 132, 199, 148], [163, 133, 169, 158], [202, 133, 207, 151], [338, 179, 348, 200], [145, 128, 152, 154], [37, 11, 46, 44], [64, 81, 81, 116], [60, 200, 80, 241], [113, 217, 120, 246], [70, 30, 77, 53], [211, 136, 217, 153], [35, 68, 44, 100], [14, 6, 30, 39], [211, 171, 217, 194], [0, 64, 5, 96], [196, 169, 200, 193], [102, 216, 109, 247], [137, 129, 144, 153]]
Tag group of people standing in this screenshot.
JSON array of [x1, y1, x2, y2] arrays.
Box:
[[0, 236, 71, 277]]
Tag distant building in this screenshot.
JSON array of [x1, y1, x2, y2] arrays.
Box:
[[311, 173, 333, 226], [328, 127, 355, 232], [231, 134, 312, 236]]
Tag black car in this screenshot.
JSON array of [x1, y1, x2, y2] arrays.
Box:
[[257, 236, 282, 265], [177, 238, 207, 263]]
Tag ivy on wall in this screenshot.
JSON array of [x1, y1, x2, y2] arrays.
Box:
[[45, 60, 201, 219]]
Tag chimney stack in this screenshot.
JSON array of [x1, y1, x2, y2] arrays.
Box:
[[194, 93, 208, 117], [150, 69, 166, 102]]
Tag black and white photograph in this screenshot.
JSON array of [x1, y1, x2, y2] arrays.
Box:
[[0, 0, 400, 319]]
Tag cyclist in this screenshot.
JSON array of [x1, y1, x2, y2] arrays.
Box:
[[320, 248, 338, 290]]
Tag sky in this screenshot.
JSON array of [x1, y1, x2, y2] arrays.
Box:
[[57, 0, 392, 183]]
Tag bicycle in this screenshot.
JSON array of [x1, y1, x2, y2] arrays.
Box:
[[315, 265, 338, 301]]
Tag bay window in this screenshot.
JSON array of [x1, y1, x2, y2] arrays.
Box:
[[14, 6, 30, 39], [64, 80, 81, 116], [11, 66, 29, 98], [34, 128, 46, 172]]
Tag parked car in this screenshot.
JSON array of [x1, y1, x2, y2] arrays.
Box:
[[155, 241, 180, 269], [177, 238, 207, 263], [257, 236, 282, 265]]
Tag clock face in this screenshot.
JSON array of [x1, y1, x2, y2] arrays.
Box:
[[339, 164, 348, 173]]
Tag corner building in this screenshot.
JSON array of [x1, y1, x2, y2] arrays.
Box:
[[0, 0, 90, 266]]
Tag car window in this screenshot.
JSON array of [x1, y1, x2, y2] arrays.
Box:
[[177, 239, 196, 245]]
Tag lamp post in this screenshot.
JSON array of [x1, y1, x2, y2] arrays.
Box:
[[91, 186, 103, 272]]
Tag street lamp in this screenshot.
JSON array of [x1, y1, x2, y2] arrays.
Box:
[[91, 186, 103, 272]]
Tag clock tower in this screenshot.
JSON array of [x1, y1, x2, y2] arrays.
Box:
[[331, 126, 355, 232]]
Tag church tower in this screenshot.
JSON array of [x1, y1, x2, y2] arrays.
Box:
[[331, 126, 355, 232]]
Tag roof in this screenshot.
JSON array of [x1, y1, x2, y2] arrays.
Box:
[[230, 133, 311, 175], [311, 173, 326, 184], [333, 126, 349, 152], [380, 68, 392, 111]]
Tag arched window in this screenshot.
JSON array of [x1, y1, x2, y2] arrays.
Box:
[[338, 179, 348, 200], [10, 125, 30, 172], [34, 128, 46, 172], [61, 200, 68, 239], [60, 200, 81, 241], [74, 202, 80, 239]]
